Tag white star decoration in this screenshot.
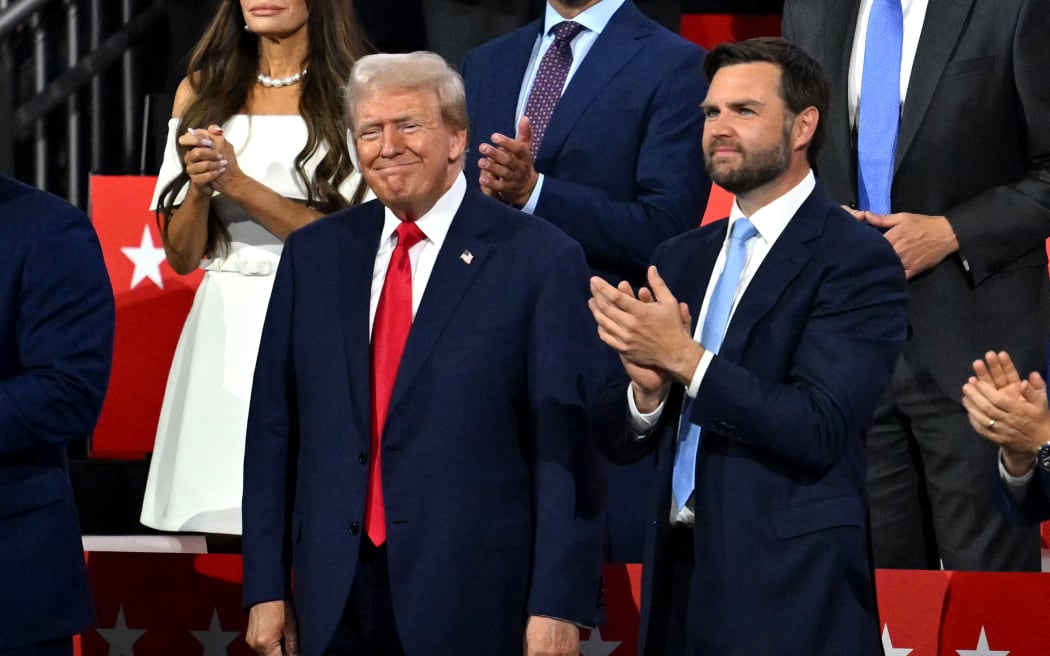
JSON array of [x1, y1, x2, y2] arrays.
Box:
[[190, 608, 240, 656], [96, 606, 146, 656], [120, 225, 167, 289], [578, 627, 621, 656], [956, 627, 1010, 656], [881, 625, 914, 656]]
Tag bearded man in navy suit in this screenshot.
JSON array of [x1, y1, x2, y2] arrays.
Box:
[[0, 174, 114, 656], [590, 39, 908, 655], [242, 52, 605, 656]]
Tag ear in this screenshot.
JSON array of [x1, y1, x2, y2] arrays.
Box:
[[448, 127, 468, 164], [791, 106, 819, 153]]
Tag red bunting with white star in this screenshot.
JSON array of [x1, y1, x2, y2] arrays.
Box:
[[89, 175, 203, 459]]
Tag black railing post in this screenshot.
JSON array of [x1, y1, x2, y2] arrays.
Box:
[[0, 45, 12, 175]]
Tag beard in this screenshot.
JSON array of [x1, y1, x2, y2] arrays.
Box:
[[704, 132, 791, 196]]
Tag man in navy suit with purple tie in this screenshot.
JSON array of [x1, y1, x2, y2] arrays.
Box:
[[461, 0, 711, 562]]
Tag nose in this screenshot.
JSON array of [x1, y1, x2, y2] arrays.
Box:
[[379, 125, 404, 158], [705, 111, 732, 139]]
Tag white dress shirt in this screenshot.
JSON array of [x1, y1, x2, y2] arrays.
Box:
[[628, 171, 817, 522], [368, 173, 466, 336], [848, 0, 929, 126], [999, 449, 1036, 505], [514, 0, 626, 214]]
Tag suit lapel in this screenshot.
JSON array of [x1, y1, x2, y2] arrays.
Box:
[[491, 21, 543, 137], [385, 191, 492, 419], [683, 226, 726, 336], [535, 3, 648, 166], [895, 0, 975, 172], [718, 192, 826, 360], [823, 0, 862, 195], [340, 202, 386, 438]]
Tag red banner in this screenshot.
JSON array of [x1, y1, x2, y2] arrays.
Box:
[[90, 176, 202, 459], [77, 555, 1050, 656], [680, 13, 782, 49]]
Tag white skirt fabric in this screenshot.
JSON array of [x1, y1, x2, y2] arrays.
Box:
[[140, 264, 277, 534], [141, 115, 362, 535]]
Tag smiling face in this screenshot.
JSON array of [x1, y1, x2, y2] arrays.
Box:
[[352, 86, 467, 221], [701, 61, 796, 199], [240, 0, 309, 38]]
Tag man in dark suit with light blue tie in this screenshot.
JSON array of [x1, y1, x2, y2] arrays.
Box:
[[460, 0, 710, 562], [242, 52, 604, 656], [0, 174, 114, 656], [590, 39, 908, 655], [783, 0, 1050, 572]]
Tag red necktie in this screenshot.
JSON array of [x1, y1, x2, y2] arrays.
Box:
[[366, 220, 426, 546]]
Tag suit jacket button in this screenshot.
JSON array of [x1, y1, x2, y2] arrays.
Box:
[[358, 451, 368, 464], [349, 522, 360, 535], [848, 200, 857, 209]]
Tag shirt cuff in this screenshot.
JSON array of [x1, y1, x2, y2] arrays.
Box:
[[685, 350, 714, 399], [530, 613, 596, 630], [999, 447, 1036, 506], [628, 382, 665, 438], [520, 174, 545, 214]]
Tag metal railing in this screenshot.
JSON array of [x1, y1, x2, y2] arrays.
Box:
[[0, 0, 165, 207]]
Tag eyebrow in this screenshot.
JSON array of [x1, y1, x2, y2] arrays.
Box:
[[357, 113, 426, 130], [700, 99, 765, 112]]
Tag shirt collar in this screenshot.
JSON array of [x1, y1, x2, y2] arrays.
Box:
[[543, 0, 624, 37], [727, 170, 816, 246], [381, 172, 466, 250]]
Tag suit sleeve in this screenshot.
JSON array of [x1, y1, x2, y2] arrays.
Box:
[[526, 239, 606, 627], [689, 230, 909, 476], [0, 204, 114, 454], [994, 469, 1050, 525], [591, 375, 682, 467], [934, 0, 1050, 286], [533, 45, 710, 280], [242, 237, 300, 608]]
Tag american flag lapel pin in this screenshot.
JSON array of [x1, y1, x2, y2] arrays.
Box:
[[459, 250, 474, 265]]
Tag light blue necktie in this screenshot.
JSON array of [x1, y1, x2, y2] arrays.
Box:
[[671, 218, 757, 511], [857, 0, 903, 215]]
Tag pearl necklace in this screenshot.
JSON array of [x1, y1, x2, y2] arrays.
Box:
[[257, 69, 307, 88]]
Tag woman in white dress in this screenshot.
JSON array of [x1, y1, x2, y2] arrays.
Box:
[[140, 0, 370, 537]]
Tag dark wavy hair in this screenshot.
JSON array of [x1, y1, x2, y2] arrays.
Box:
[[157, 0, 371, 258]]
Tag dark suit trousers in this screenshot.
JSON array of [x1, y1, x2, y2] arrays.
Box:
[[1, 638, 73, 656], [867, 344, 1041, 571], [643, 525, 694, 656], [324, 539, 406, 656]]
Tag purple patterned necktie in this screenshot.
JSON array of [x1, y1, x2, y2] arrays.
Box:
[[522, 21, 585, 159]]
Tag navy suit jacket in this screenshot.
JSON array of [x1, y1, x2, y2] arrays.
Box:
[[0, 175, 113, 649], [461, 0, 711, 289], [594, 184, 908, 656], [242, 187, 606, 656], [995, 470, 1050, 525]]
